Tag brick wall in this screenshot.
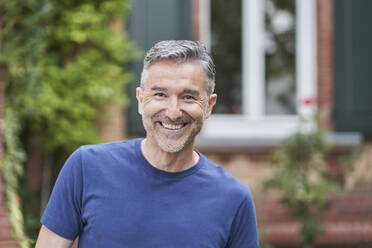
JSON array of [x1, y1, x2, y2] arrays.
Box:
[[96, 102, 126, 143], [317, 0, 334, 130], [257, 195, 372, 247]]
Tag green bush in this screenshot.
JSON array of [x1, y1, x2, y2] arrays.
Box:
[[265, 127, 340, 247]]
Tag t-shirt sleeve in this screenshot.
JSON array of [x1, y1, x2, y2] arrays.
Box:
[[41, 148, 84, 240], [226, 192, 259, 248]]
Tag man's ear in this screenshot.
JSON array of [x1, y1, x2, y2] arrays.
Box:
[[205, 93, 217, 118], [136, 87, 144, 115]]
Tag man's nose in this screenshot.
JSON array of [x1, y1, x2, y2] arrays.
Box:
[[165, 97, 183, 121]]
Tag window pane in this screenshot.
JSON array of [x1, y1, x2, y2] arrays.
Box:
[[265, 0, 296, 115], [211, 0, 242, 114]]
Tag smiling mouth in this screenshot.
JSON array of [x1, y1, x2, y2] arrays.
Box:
[[159, 122, 188, 130]]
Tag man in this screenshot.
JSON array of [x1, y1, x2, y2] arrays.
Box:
[[36, 40, 259, 247]]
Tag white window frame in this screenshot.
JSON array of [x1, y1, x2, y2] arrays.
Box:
[[198, 0, 317, 140]]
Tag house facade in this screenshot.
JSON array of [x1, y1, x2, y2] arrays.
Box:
[[126, 0, 372, 247], [0, 0, 370, 247]]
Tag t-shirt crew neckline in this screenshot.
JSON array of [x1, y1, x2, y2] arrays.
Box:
[[134, 138, 204, 179]]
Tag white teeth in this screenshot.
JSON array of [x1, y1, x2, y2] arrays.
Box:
[[161, 123, 184, 130]]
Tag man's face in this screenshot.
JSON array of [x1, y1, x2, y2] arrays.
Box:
[[136, 60, 217, 153]]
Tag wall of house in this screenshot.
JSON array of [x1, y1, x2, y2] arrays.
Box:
[[318, 0, 334, 130], [197, 1, 372, 247]]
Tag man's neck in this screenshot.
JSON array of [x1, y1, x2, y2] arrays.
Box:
[[140, 138, 199, 173]]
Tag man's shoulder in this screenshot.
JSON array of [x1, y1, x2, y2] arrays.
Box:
[[79, 138, 140, 157], [66, 139, 142, 173], [199, 153, 252, 199]]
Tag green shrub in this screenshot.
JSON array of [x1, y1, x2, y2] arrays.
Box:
[[265, 127, 340, 247]]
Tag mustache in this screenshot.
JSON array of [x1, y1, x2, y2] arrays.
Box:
[[152, 113, 194, 123]]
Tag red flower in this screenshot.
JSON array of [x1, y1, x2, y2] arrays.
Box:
[[300, 97, 317, 106]]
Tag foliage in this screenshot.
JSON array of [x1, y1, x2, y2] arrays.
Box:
[[0, 108, 32, 247], [2, 0, 139, 152], [0, 0, 139, 244], [265, 127, 340, 246]]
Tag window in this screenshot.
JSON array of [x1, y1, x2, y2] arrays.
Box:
[[197, 0, 317, 141]]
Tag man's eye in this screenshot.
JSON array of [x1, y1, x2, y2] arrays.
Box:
[[154, 93, 165, 97], [183, 95, 195, 100]]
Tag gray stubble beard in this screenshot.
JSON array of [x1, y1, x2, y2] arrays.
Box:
[[142, 115, 204, 153]]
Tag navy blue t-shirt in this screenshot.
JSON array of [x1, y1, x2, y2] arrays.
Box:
[[41, 138, 259, 247]]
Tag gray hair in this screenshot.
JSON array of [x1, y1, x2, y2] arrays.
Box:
[[140, 40, 215, 95]]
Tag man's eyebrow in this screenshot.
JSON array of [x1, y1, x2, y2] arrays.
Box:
[[150, 86, 168, 92], [150, 87, 200, 96], [183, 89, 200, 96]]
